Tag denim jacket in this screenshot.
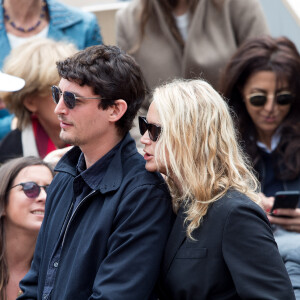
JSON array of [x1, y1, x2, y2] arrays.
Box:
[[0, 0, 103, 69]]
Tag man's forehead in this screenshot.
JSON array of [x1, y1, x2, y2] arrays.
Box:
[[58, 78, 92, 94]]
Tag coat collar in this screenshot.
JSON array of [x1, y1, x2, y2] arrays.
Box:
[[162, 206, 187, 276], [55, 133, 138, 194]]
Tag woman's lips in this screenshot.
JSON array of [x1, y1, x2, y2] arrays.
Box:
[[260, 114, 277, 123], [144, 152, 153, 161]]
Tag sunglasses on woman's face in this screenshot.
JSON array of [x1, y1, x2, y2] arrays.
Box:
[[247, 91, 294, 107], [51, 85, 113, 109], [139, 116, 162, 142], [10, 181, 49, 198]]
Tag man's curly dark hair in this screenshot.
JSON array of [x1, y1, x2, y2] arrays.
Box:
[[56, 45, 147, 136]]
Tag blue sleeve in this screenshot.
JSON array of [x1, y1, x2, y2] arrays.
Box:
[[84, 14, 103, 47], [0, 111, 13, 140], [223, 202, 295, 299], [88, 184, 174, 300]]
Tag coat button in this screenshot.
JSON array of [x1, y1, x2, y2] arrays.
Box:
[[54, 261, 59, 268]]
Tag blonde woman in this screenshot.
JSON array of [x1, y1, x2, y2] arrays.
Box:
[[0, 38, 77, 163], [139, 79, 295, 299]]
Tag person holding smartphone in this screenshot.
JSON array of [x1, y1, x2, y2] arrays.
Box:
[[220, 35, 300, 295]]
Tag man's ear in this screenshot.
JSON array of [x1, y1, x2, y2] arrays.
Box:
[[23, 95, 38, 113], [108, 99, 127, 122]]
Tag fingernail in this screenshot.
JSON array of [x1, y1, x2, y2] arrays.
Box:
[[273, 210, 278, 214], [266, 208, 270, 213]]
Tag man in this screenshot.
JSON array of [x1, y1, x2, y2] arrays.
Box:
[[18, 45, 174, 299]]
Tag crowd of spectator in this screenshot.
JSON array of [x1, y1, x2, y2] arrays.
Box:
[[0, 0, 299, 299]]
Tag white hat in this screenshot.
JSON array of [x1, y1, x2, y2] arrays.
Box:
[[0, 72, 25, 92]]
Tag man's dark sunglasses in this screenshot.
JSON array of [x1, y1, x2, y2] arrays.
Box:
[[248, 91, 294, 107], [10, 181, 49, 198], [51, 85, 113, 109], [139, 116, 162, 142]]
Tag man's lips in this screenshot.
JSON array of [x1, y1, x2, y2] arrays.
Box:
[[60, 120, 73, 129]]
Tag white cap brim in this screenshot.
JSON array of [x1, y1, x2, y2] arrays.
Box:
[[0, 72, 25, 92]]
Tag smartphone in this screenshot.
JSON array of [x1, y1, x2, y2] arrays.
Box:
[[270, 191, 300, 217]]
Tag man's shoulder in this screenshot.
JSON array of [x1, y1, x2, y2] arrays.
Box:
[[122, 151, 166, 187], [116, 0, 142, 19]]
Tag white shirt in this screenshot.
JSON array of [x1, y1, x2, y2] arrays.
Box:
[[174, 12, 190, 41], [7, 25, 49, 49], [256, 128, 281, 153]]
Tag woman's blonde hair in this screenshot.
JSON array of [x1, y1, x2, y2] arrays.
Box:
[[1, 38, 77, 129], [153, 79, 260, 239]]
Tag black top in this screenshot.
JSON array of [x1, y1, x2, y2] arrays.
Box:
[[0, 129, 22, 164]]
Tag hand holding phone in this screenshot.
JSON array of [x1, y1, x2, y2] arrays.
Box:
[[270, 191, 300, 217]]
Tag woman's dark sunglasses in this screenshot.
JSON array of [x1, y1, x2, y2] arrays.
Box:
[[139, 116, 162, 142], [248, 91, 294, 107], [51, 85, 113, 109], [10, 181, 49, 198]]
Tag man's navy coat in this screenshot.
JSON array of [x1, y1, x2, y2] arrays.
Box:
[[19, 134, 174, 299]]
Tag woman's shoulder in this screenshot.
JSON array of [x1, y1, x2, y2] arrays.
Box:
[[210, 189, 264, 218], [116, 0, 142, 21]]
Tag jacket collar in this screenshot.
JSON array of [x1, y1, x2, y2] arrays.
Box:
[[55, 133, 138, 194]]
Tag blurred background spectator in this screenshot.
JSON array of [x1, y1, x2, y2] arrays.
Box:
[[0, 0, 103, 140], [0, 0, 102, 68], [0, 38, 77, 164], [220, 35, 300, 293], [0, 156, 54, 300], [116, 0, 269, 146], [116, 0, 268, 102]]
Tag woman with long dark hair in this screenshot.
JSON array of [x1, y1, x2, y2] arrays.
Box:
[[220, 36, 300, 226], [0, 157, 54, 300], [220, 35, 300, 296]]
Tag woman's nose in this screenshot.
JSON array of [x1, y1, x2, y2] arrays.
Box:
[[140, 131, 151, 145], [263, 95, 276, 112], [35, 187, 47, 203]]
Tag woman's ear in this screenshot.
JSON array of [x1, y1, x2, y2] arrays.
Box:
[[23, 95, 38, 113], [108, 99, 128, 122]]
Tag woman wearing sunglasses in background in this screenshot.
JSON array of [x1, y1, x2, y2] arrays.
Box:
[[139, 79, 294, 299], [220, 35, 300, 295], [0, 156, 54, 300], [0, 38, 77, 164]]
